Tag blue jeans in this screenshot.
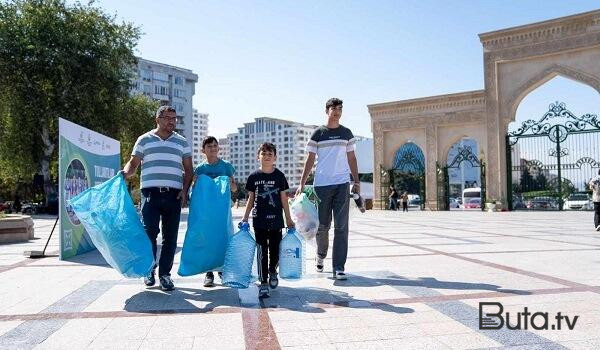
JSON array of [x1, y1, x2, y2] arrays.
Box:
[[314, 183, 350, 272], [141, 188, 182, 277]]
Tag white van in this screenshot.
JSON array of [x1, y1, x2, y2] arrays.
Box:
[[462, 187, 481, 208]]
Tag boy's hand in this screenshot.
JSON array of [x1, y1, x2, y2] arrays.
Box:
[[238, 219, 248, 229], [286, 218, 295, 228], [295, 185, 304, 197]]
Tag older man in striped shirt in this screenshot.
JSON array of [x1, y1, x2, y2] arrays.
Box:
[[122, 105, 193, 291]]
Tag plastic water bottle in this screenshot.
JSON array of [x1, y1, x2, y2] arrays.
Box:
[[222, 222, 256, 288], [351, 193, 366, 213], [279, 228, 306, 280]]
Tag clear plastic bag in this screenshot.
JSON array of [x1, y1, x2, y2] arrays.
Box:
[[289, 193, 319, 241], [69, 174, 154, 278], [178, 175, 234, 276]]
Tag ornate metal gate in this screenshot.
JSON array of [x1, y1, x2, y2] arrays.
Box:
[[380, 142, 426, 210], [437, 145, 485, 211], [506, 102, 600, 211]]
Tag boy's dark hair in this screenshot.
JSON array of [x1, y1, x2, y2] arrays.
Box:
[[202, 136, 218, 148], [325, 97, 343, 112], [257, 142, 277, 156]]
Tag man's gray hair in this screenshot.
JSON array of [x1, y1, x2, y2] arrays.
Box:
[[156, 105, 176, 118]]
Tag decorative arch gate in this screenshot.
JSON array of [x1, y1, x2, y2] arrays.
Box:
[[380, 142, 426, 210], [437, 146, 486, 211], [506, 102, 600, 210]]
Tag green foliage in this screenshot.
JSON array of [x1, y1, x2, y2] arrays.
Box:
[[0, 0, 155, 201]]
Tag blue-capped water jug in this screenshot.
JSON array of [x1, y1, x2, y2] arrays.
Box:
[[222, 222, 257, 288], [279, 228, 306, 280]]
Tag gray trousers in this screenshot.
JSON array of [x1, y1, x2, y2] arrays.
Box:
[[314, 183, 350, 272]]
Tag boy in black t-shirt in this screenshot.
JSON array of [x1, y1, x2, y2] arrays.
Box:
[[242, 142, 294, 298]]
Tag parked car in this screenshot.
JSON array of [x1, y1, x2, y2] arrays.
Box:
[[408, 198, 421, 208], [565, 193, 592, 210], [464, 198, 481, 209], [449, 198, 460, 209], [526, 197, 557, 210], [21, 202, 41, 215], [0, 201, 12, 213]]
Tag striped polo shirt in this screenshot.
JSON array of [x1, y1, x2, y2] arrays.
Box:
[[132, 131, 192, 189], [306, 125, 356, 187]]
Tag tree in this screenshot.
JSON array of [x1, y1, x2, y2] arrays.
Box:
[[534, 172, 548, 191], [0, 0, 152, 205], [519, 168, 535, 192]]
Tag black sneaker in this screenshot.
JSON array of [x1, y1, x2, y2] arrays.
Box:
[[269, 272, 279, 289], [258, 283, 270, 298], [144, 271, 155, 287], [159, 275, 175, 291], [204, 272, 215, 287], [218, 271, 223, 280]]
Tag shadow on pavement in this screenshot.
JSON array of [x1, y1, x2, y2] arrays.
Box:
[[123, 285, 414, 316]]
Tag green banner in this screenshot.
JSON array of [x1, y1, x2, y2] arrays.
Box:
[[59, 118, 120, 260]]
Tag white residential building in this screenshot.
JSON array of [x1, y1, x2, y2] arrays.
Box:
[[218, 138, 230, 161], [191, 110, 209, 165], [131, 57, 198, 144], [226, 117, 318, 188]]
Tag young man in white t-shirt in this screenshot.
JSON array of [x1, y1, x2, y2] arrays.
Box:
[[296, 98, 359, 280]]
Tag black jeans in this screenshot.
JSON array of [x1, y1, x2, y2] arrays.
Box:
[[141, 188, 182, 277], [594, 202, 600, 228], [254, 228, 283, 283], [402, 202, 408, 212]]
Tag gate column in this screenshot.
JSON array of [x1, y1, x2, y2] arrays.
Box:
[[425, 123, 438, 210]]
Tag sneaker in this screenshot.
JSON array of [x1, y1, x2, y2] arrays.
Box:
[[316, 256, 324, 272], [269, 272, 279, 289], [204, 272, 215, 287], [334, 271, 347, 280], [159, 275, 175, 291], [218, 271, 223, 280], [143, 271, 155, 287], [596, 225, 600, 231], [258, 283, 270, 298]]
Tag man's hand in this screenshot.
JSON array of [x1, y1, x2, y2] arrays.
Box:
[[177, 190, 189, 208], [295, 185, 305, 197], [352, 182, 361, 194]]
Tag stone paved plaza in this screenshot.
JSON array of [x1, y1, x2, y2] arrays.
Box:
[[1, 208, 600, 349]]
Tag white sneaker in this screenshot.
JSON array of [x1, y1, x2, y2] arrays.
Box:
[[316, 257, 324, 272], [596, 225, 600, 231], [334, 271, 347, 280]]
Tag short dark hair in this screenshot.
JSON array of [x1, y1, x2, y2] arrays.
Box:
[[156, 105, 176, 118], [325, 98, 343, 112], [257, 142, 277, 156], [202, 136, 218, 148]]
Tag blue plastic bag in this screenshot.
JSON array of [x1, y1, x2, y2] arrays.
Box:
[[279, 228, 306, 280], [222, 222, 257, 288], [178, 175, 234, 276], [69, 174, 155, 278]]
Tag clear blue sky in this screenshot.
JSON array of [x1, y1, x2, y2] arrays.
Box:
[[91, 0, 599, 138]]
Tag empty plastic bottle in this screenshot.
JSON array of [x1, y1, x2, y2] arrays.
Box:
[[222, 222, 257, 288], [351, 192, 366, 213], [279, 228, 306, 280]]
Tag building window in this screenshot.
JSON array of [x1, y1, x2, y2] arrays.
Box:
[[174, 76, 184, 85], [154, 85, 168, 95], [141, 69, 152, 82], [174, 88, 185, 98]]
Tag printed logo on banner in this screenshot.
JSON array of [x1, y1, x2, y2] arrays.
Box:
[[63, 229, 73, 252]]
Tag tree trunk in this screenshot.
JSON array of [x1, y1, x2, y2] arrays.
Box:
[[40, 123, 56, 207]]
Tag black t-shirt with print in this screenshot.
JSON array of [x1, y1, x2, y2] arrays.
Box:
[[245, 168, 290, 230]]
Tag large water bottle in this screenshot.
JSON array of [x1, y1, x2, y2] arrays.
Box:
[[222, 222, 256, 288], [279, 228, 306, 280]]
